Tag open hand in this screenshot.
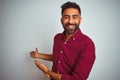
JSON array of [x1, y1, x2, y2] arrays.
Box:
[[34, 60, 48, 74]]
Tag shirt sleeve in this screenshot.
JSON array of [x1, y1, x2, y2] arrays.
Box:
[[61, 41, 96, 80]]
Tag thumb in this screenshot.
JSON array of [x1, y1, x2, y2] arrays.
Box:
[[35, 48, 39, 54]]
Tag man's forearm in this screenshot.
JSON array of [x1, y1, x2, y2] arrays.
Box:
[[34, 60, 61, 79], [47, 70, 62, 80], [38, 53, 53, 61]]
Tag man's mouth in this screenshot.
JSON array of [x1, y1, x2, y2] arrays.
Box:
[[67, 25, 75, 29]]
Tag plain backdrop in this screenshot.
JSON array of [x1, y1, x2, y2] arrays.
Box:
[[0, 0, 120, 80]]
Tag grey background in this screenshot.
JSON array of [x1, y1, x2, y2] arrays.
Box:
[[0, 0, 120, 80]]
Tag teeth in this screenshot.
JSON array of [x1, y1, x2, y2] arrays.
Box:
[[68, 25, 74, 28]]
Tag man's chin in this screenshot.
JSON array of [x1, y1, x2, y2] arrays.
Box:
[[66, 28, 79, 34], [66, 30, 76, 34]]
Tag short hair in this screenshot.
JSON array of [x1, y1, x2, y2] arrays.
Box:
[[61, 1, 81, 15]]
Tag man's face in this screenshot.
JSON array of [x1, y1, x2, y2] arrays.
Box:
[[61, 8, 82, 34]]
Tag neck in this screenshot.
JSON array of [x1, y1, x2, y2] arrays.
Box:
[[64, 29, 79, 41], [65, 33, 74, 41]]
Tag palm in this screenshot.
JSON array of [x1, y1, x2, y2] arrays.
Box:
[[34, 60, 48, 73]]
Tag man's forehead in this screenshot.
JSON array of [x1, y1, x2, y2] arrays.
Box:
[[62, 8, 80, 15]]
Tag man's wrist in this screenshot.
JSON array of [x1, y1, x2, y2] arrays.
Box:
[[45, 74, 50, 78], [46, 70, 50, 78]]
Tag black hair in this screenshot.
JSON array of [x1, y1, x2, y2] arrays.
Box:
[[61, 1, 81, 15]]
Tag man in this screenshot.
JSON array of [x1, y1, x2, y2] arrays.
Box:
[[30, 1, 95, 80]]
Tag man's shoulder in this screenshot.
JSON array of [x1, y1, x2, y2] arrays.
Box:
[[54, 33, 63, 39], [55, 33, 62, 36], [80, 33, 94, 46]]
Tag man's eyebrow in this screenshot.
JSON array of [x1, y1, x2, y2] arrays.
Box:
[[72, 14, 79, 16], [62, 14, 80, 17], [63, 14, 79, 16], [62, 15, 69, 17]]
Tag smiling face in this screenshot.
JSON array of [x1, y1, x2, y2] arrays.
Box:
[[61, 8, 82, 35]]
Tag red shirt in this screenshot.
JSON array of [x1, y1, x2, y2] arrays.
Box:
[[51, 29, 95, 80]]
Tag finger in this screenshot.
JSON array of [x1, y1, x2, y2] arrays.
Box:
[[34, 60, 40, 64], [34, 60, 48, 73], [35, 48, 39, 54], [30, 51, 34, 56]]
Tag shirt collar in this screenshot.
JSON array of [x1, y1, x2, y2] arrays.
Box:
[[62, 28, 82, 41]]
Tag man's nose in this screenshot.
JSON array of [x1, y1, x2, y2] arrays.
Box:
[[68, 17, 74, 24]]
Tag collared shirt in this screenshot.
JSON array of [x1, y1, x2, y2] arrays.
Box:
[[51, 29, 95, 80]]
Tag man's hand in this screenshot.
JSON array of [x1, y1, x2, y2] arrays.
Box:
[[30, 48, 39, 58], [34, 60, 49, 74]]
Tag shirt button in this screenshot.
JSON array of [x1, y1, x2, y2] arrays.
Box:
[[64, 42, 67, 44], [57, 71, 60, 73], [73, 37, 75, 40], [60, 51, 63, 53], [58, 61, 61, 63]]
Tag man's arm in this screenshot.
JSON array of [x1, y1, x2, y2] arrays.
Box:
[[47, 71, 62, 80], [34, 60, 62, 80], [30, 48, 53, 61], [34, 41, 95, 80]]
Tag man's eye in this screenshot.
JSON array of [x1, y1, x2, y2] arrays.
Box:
[[73, 16, 78, 19], [64, 16, 69, 19]]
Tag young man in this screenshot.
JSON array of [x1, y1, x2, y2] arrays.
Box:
[[30, 2, 95, 80]]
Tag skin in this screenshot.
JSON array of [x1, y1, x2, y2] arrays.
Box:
[[30, 8, 82, 80], [61, 8, 82, 41]]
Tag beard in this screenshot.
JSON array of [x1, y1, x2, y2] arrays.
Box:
[[63, 23, 79, 34]]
